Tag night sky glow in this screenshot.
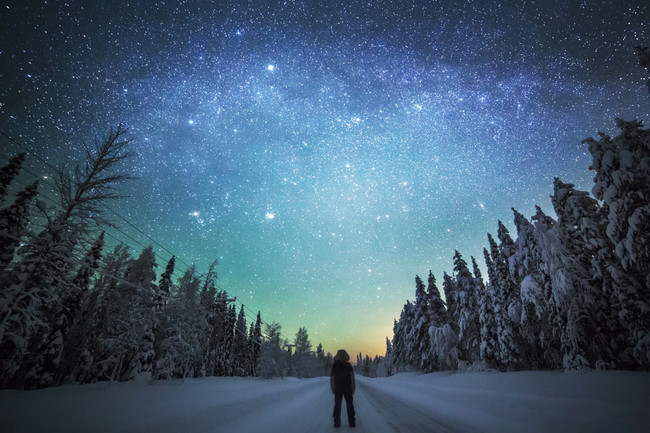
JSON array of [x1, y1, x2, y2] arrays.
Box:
[[1, 1, 648, 357]]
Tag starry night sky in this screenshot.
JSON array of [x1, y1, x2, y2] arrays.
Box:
[[1, 0, 648, 357]]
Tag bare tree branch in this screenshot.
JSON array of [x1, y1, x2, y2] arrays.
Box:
[[56, 124, 136, 224]]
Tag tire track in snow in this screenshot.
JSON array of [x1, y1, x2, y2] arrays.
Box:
[[210, 377, 334, 433], [134, 378, 327, 433], [354, 377, 458, 433]]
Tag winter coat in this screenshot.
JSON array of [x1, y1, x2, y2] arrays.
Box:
[[330, 360, 355, 394]]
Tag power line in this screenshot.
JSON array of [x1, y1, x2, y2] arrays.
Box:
[[2, 130, 283, 343], [0, 130, 191, 268], [0, 150, 174, 270], [0, 130, 61, 173], [0, 137, 194, 276]]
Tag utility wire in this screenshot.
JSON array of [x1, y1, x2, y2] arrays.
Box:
[[2, 130, 283, 344], [0, 130, 190, 268], [0, 137, 193, 276], [0, 153, 277, 344], [0, 150, 174, 270]]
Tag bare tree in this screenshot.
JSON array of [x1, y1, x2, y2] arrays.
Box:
[[54, 123, 135, 227]]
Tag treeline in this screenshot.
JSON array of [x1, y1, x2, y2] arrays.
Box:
[[265, 327, 336, 379], [354, 353, 382, 377], [0, 126, 325, 389], [385, 120, 650, 373]]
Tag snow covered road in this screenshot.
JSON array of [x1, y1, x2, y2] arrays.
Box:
[[140, 376, 458, 433], [209, 376, 460, 433], [2, 370, 649, 433], [0, 375, 462, 433], [355, 377, 459, 433]]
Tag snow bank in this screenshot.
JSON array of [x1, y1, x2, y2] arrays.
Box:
[[363, 370, 650, 433], [0, 376, 314, 433]]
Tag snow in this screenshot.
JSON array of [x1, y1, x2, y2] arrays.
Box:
[[1, 370, 649, 433]]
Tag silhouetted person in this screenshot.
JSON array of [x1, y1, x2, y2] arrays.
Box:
[[330, 349, 356, 428]]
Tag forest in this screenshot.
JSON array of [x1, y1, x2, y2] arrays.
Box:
[[370, 48, 650, 376], [0, 127, 333, 390], [383, 118, 650, 374]]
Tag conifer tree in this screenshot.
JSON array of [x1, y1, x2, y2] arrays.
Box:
[[59, 231, 105, 384], [426, 273, 459, 370], [412, 275, 432, 370], [497, 220, 517, 261], [199, 260, 218, 309], [86, 243, 132, 381], [531, 205, 593, 370], [124, 246, 157, 379], [158, 256, 175, 298], [509, 208, 558, 369], [551, 179, 622, 367], [94, 244, 132, 293], [0, 180, 39, 271], [473, 257, 498, 368], [315, 342, 328, 376], [249, 312, 263, 375], [7, 215, 80, 388], [88, 246, 156, 382], [152, 256, 175, 376], [258, 321, 285, 378], [177, 263, 200, 304], [453, 251, 481, 362], [21, 232, 107, 388], [380, 337, 394, 377], [428, 318, 459, 370], [391, 304, 411, 371], [486, 232, 520, 369], [156, 264, 189, 379], [496, 221, 523, 325], [221, 304, 237, 375], [401, 300, 417, 370], [427, 270, 447, 326], [442, 272, 458, 334], [232, 305, 248, 376], [208, 292, 235, 376], [294, 326, 312, 377], [196, 260, 218, 376], [72, 232, 105, 293], [421, 271, 447, 371], [0, 153, 25, 200], [584, 120, 650, 366]]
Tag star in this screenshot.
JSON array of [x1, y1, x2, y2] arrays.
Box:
[[1, 0, 646, 360]]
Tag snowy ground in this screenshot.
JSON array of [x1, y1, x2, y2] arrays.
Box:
[[1, 370, 649, 433]]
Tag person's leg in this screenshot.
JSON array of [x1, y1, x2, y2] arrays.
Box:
[[344, 392, 355, 427], [333, 393, 343, 427]]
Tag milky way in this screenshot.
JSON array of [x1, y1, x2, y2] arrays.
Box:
[[1, 0, 648, 356]]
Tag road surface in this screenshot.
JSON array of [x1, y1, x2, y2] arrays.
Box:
[[2, 375, 466, 433], [149, 376, 460, 433], [3, 371, 648, 433]]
